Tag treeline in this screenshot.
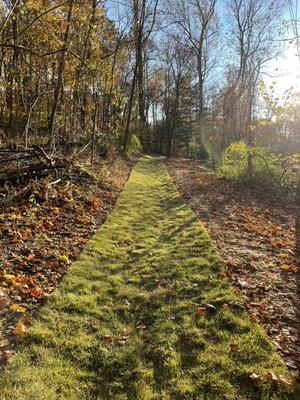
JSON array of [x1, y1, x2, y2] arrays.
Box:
[[0, 0, 299, 186]]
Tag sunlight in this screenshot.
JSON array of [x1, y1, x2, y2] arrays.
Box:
[[265, 45, 300, 95]]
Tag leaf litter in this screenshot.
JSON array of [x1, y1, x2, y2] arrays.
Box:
[[166, 158, 299, 379], [0, 156, 134, 371]]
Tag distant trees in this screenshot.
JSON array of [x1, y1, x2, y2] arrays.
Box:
[[123, 0, 158, 151], [168, 0, 218, 127]]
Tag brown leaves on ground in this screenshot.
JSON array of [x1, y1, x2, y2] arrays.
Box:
[[250, 371, 293, 387], [166, 158, 299, 378], [0, 156, 134, 371]]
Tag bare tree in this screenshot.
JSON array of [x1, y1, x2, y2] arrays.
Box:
[[288, 0, 300, 60], [225, 0, 285, 179], [167, 0, 218, 131]]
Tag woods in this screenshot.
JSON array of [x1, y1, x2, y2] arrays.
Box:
[[0, 1, 298, 176]]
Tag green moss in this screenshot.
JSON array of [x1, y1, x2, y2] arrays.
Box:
[[0, 156, 298, 400]]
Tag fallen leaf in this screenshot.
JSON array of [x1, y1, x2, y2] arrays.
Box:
[[59, 254, 69, 263], [195, 307, 206, 316], [2, 274, 16, 282], [280, 264, 290, 271], [10, 304, 26, 313], [103, 335, 114, 342], [30, 287, 45, 298], [266, 371, 279, 382], [0, 339, 9, 348], [14, 321, 26, 338], [229, 341, 242, 352], [2, 350, 12, 362], [277, 375, 293, 387], [20, 228, 31, 241], [250, 373, 263, 384], [0, 298, 9, 308]]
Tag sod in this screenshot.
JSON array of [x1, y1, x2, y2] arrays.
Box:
[[0, 156, 298, 400]]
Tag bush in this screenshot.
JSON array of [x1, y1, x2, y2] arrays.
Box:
[[116, 132, 143, 157], [218, 141, 299, 189], [217, 141, 248, 179]]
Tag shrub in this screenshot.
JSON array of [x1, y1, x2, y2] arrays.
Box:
[[218, 141, 299, 189], [116, 132, 143, 157], [217, 141, 249, 180]]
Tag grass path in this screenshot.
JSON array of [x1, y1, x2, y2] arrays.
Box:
[[0, 156, 297, 400]]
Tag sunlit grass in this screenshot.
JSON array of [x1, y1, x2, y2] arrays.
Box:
[[0, 156, 298, 400]]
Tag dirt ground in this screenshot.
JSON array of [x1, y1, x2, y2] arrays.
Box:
[[166, 158, 299, 379]]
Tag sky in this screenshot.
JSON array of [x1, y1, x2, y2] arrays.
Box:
[[264, 45, 300, 96], [216, 0, 300, 95]]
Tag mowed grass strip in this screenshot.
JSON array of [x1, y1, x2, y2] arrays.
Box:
[[0, 156, 298, 400]]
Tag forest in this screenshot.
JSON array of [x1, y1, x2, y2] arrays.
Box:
[[0, 0, 299, 399]]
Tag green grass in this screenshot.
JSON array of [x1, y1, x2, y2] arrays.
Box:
[[0, 156, 298, 400]]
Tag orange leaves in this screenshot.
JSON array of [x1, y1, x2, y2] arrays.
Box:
[[195, 307, 206, 316], [0, 158, 132, 371], [1, 273, 46, 299], [280, 263, 290, 271], [167, 158, 298, 377], [8, 227, 32, 245], [279, 263, 299, 273], [20, 227, 32, 241], [14, 321, 27, 339], [29, 287, 45, 299]]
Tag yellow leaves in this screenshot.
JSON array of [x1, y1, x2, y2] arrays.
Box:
[[10, 304, 26, 313], [278, 252, 287, 259], [59, 254, 70, 264], [11, 212, 22, 220], [2, 274, 16, 282], [2, 274, 27, 287], [25, 0, 44, 12]]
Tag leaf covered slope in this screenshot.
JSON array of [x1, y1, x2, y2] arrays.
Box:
[[0, 156, 297, 400]]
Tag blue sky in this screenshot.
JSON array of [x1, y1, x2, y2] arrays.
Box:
[[105, 0, 299, 95]]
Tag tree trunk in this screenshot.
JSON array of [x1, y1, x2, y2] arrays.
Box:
[[48, 0, 74, 151]]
